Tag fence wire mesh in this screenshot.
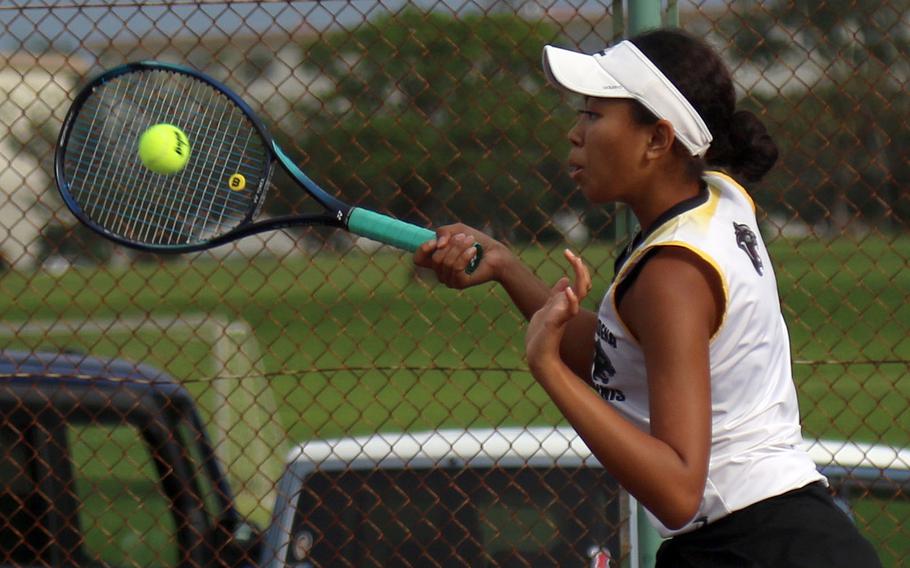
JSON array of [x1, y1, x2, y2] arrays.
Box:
[[0, 1, 907, 567]]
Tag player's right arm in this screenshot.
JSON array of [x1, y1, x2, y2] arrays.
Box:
[[414, 223, 597, 382]]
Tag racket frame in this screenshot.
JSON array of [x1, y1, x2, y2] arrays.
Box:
[[55, 60, 480, 271]]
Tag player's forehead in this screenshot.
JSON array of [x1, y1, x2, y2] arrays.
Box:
[[582, 96, 641, 126], [583, 95, 635, 111]]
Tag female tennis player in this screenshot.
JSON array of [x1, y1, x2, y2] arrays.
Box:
[[415, 28, 881, 567]]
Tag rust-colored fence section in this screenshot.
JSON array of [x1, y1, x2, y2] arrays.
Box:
[[0, 1, 907, 567]]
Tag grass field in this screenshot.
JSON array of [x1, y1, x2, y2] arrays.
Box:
[[2, 235, 906, 439], [1, 234, 907, 564]]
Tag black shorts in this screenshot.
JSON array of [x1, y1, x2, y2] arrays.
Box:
[[655, 482, 882, 568]]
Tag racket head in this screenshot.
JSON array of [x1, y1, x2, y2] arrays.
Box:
[[55, 61, 274, 252]]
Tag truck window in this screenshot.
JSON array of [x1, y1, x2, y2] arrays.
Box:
[[0, 423, 50, 565], [176, 422, 223, 520], [286, 466, 622, 567], [67, 423, 179, 567]]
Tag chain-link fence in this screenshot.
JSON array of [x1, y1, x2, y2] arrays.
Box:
[[0, 1, 907, 567]]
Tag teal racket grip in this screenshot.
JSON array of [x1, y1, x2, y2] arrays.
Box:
[[347, 208, 482, 274]]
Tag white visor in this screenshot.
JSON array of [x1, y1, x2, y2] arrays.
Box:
[[542, 40, 713, 157]]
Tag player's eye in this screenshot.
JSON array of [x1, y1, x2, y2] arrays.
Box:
[[576, 109, 600, 122]]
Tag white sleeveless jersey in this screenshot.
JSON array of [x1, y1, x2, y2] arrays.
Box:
[[593, 171, 824, 537]]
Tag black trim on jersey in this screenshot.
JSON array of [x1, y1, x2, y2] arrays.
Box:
[[615, 247, 659, 306], [612, 183, 710, 281]]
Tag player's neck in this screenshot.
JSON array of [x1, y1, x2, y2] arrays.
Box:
[[628, 171, 702, 234]]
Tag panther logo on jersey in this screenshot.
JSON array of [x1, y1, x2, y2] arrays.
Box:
[[734, 221, 764, 275], [593, 342, 616, 383], [593, 342, 625, 401]]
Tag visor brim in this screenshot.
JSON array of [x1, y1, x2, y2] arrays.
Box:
[[542, 45, 633, 99]]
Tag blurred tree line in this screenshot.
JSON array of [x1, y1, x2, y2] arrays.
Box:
[[280, 8, 581, 245], [271, 3, 907, 245], [719, 0, 909, 234], [37, 2, 909, 266]]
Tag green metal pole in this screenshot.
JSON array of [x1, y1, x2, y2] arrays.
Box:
[[666, 0, 679, 27], [612, 0, 629, 242], [627, 4, 668, 565], [612, 0, 625, 42], [613, 0, 664, 242], [629, 0, 662, 34]]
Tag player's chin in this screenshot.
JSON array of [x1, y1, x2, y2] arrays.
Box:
[[578, 182, 608, 204], [572, 174, 605, 202], [581, 182, 620, 205]]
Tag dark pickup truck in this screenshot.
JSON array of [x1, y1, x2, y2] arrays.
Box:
[[6, 350, 906, 567], [0, 351, 259, 568]]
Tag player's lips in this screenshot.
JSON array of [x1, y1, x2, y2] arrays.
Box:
[[568, 163, 584, 180]]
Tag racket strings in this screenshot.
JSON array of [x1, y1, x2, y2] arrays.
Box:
[[62, 68, 270, 246]]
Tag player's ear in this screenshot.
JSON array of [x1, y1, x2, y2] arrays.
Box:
[[645, 119, 676, 159]]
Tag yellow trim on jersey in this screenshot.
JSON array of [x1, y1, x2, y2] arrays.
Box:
[[689, 183, 721, 230], [635, 186, 720, 249], [705, 170, 755, 213], [610, 242, 729, 345]]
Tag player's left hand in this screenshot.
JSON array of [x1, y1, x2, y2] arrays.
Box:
[[525, 249, 590, 373], [564, 248, 593, 300]]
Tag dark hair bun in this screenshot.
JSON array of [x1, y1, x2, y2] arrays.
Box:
[[727, 110, 778, 182]]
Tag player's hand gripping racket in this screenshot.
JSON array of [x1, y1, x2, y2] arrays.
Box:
[[54, 61, 481, 272]]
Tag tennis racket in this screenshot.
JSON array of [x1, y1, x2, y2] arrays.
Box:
[[54, 60, 481, 272]]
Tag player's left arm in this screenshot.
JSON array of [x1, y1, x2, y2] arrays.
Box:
[[619, 246, 720, 526], [526, 245, 720, 529]]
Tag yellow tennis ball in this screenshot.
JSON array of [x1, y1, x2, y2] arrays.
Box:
[[138, 123, 190, 175]]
